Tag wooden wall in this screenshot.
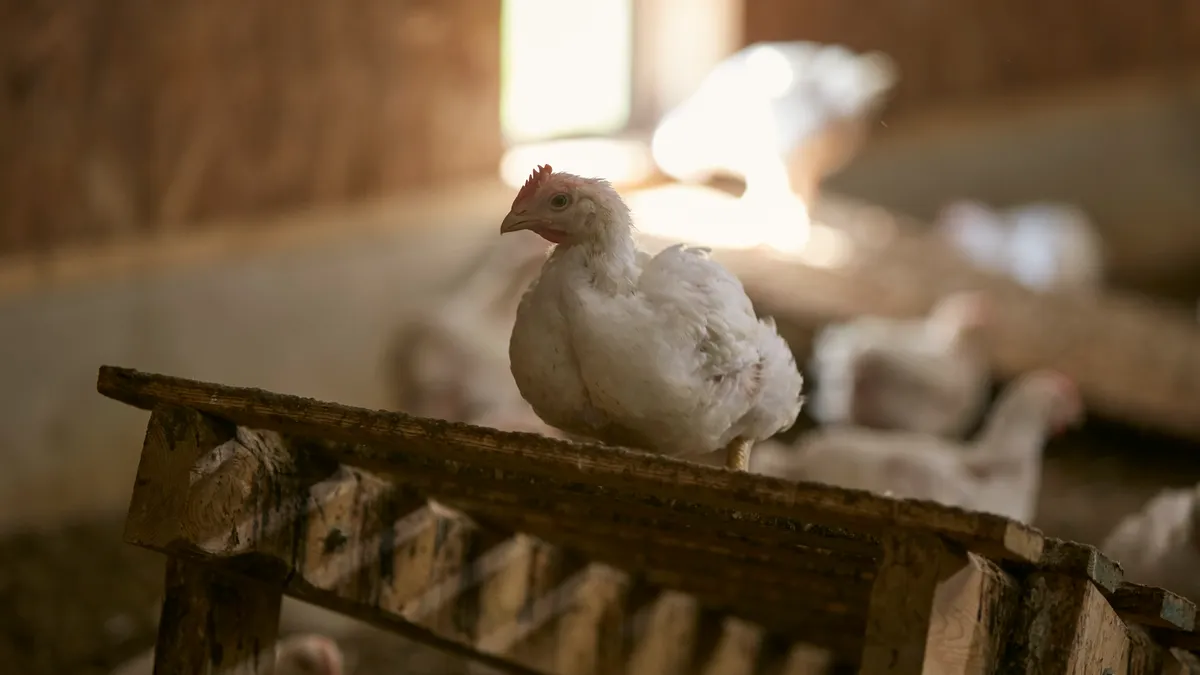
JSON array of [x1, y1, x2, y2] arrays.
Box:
[[744, 0, 1200, 114], [0, 0, 502, 257]]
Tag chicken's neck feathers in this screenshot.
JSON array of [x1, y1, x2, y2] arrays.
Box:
[[970, 385, 1053, 459], [556, 207, 641, 295]]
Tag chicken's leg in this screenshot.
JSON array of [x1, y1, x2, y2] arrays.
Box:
[[724, 437, 754, 472]]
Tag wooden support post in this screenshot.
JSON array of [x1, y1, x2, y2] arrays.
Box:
[[152, 557, 282, 675], [924, 553, 1021, 675], [1162, 648, 1200, 674], [999, 572, 1130, 674], [625, 591, 701, 675], [860, 532, 965, 674], [700, 618, 764, 675]]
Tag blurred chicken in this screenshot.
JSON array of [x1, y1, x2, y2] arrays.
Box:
[[110, 633, 343, 675], [652, 41, 896, 205], [936, 200, 1105, 294], [810, 292, 992, 439], [502, 165, 805, 471], [385, 232, 550, 422], [1101, 483, 1200, 603], [754, 371, 1083, 523]]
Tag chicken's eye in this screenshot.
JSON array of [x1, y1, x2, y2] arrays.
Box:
[[549, 193, 571, 210]]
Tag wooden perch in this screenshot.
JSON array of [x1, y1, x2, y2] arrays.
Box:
[[120, 401, 866, 671], [709, 196, 1200, 442], [108, 366, 1200, 673], [97, 366, 1044, 564]]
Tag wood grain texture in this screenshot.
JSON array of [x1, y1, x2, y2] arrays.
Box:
[[0, 0, 502, 257], [860, 533, 966, 674], [122, 405, 864, 672], [151, 557, 281, 675], [999, 572, 1131, 674], [97, 366, 1045, 564], [924, 554, 1021, 675], [1110, 583, 1197, 631]]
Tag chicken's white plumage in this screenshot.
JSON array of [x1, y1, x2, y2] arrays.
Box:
[[1101, 485, 1200, 603], [755, 371, 1081, 523], [504, 167, 804, 464]]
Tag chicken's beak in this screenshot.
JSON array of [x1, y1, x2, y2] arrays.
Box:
[[500, 212, 549, 235]]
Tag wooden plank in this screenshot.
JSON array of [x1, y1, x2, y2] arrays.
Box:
[[925, 554, 1022, 675], [998, 572, 1130, 674], [1034, 539, 1125, 595], [97, 366, 1045, 563], [1110, 583, 1197, 631], [121, 405, 842, 672], [124, 405, 540, 675], [151, 557, 282, 675], [699, 618, 763, 675], [624, 591, 700, 675], [1125, 625, 1164, 675], [860, 532, 966, 674]]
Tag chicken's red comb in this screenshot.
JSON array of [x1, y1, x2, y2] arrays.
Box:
[[513, 164, 554, 209]]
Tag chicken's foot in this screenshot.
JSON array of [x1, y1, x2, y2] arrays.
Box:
[[724, 437, 754, 472]]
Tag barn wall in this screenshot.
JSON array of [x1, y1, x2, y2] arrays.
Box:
[[0, 0, 502, 256], [743, 0, 1200, 113]]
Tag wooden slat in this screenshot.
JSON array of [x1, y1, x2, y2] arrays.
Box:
[[860, 533, 966, 674], [122, 404, 861, 672], [998, 572, 1131, 673], [151, 558, 281, 675], [1110, 583, 1197, 632], [924, 554, 1021, 675], [1033, 539, 1125, 595], [97, 366, 1044, 563]]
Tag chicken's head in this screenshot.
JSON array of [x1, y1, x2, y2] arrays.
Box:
[[500, 164, 629, 245]]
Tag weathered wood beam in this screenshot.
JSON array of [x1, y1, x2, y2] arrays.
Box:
[[1030, 539, 1125, 595], [1110, 583, 1197, 632], [124, 404, 857, 673], [924, 553, 1021, 675], [97, 366, 1045, 564], [151, 557, 281, 675], [998, 572, 1131, 673]]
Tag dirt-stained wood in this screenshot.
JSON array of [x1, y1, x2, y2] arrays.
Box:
[[1110, 584, 1197, 632], [925, 554, 1021, 675], [1124, 625, 1164, 675], [151, 558, 281, 675], [1031, 539, 1125, 595], [122, 404, 871, 672], [706, 199, 1200, 443], [97, 366, 1045, 563], [999, 572, 1131, 674], [860, 533, 967, 674]]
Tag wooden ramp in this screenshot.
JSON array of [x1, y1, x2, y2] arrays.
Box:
[[98, 366, 1200, 674], [708, 196, 1200, 443]]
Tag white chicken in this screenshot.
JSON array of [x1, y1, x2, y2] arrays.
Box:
[[753, 371, 1083, 523], [110, 633, 344, 675], [385, 231, 550, 422], [501, 165, 805, 470], [935, 200, 1105, 294], [809, 292, 992, 439], [1101, 483, 1200, 603]]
